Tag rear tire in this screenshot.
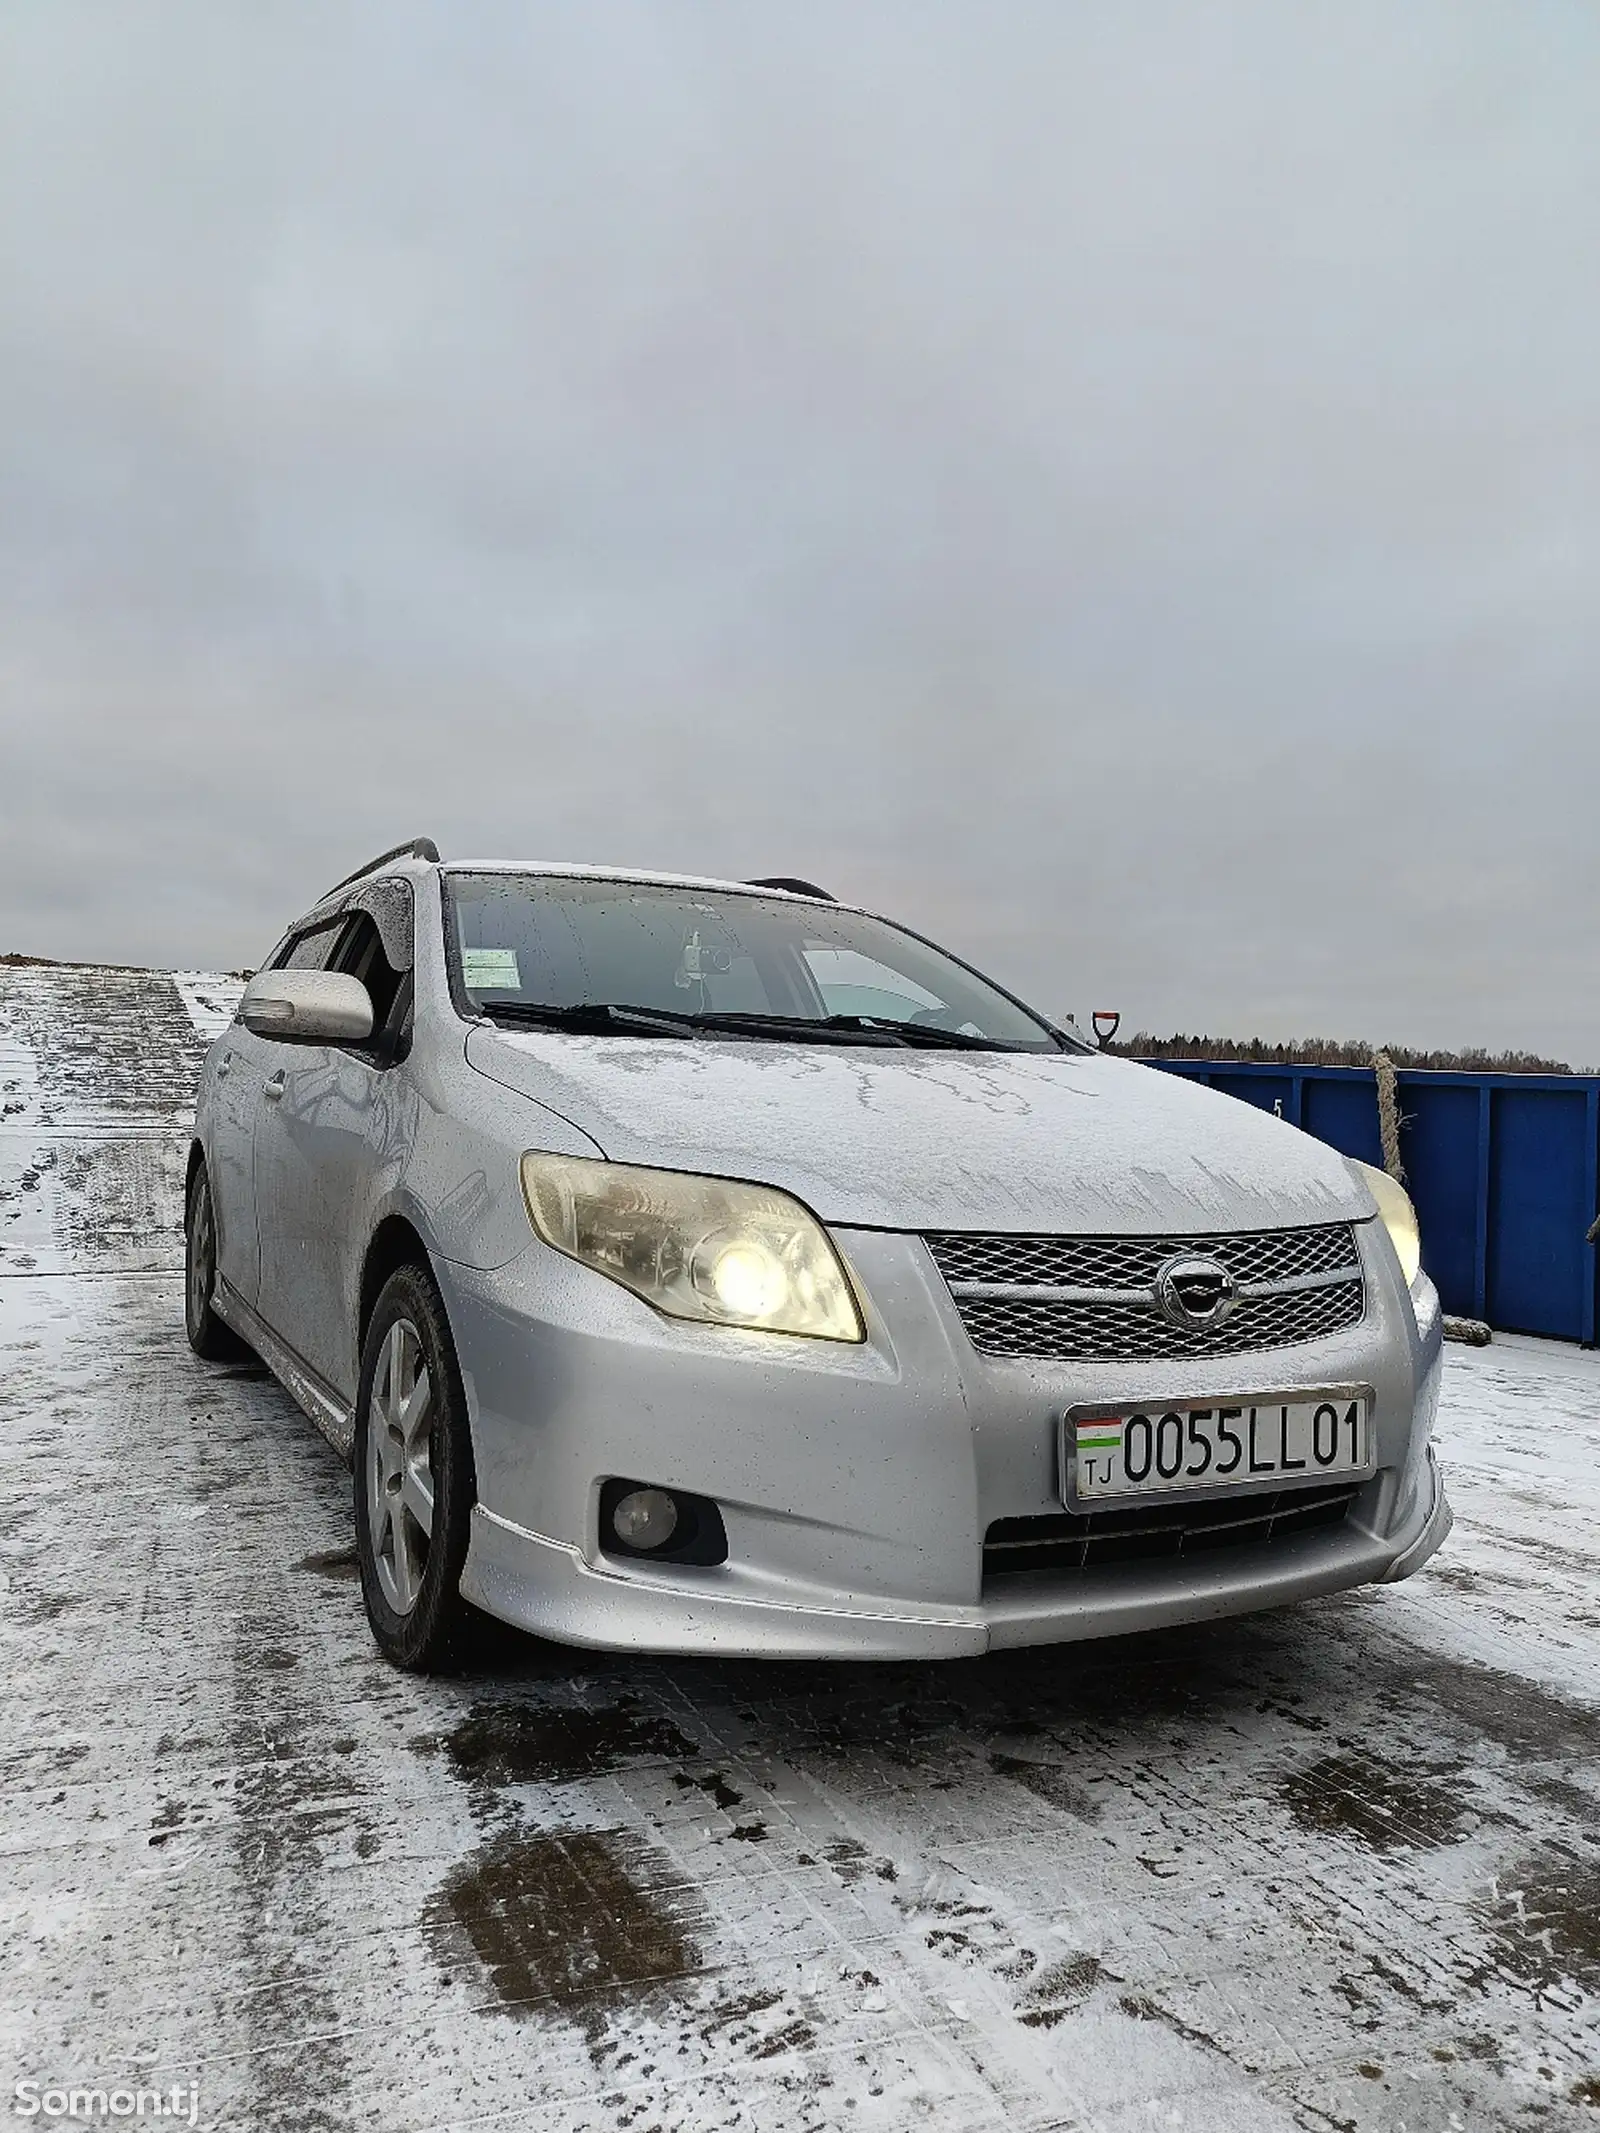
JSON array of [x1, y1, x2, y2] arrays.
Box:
[[353, 1264, 478, 1673], [185, 1164, 250, 1361]]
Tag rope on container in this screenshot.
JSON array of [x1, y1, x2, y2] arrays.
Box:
[[1372, 1049, 1406, 1185], [1375, 1046, 1494, 1345]]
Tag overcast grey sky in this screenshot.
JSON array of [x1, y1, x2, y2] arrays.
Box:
[[3, 4, 1597, 1060]]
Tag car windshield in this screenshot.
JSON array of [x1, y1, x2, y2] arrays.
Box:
[[444, 873, 1068, 1052]]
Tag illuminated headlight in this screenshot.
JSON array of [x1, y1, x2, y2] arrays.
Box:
[[1350, 1159, 1422, 1287], [519, 1153, 865, 1342]]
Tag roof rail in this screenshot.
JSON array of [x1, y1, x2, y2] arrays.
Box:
[[322, 837, 442, 900], [746, 876, 835, 901]]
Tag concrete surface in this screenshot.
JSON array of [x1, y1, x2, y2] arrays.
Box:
[[1, 964, 1597, 2132]]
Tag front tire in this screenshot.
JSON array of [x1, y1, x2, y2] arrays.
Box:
[[353, 1264, 478, 1672]]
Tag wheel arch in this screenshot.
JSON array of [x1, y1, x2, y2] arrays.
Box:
[[185, 1138, 206, 1203], [358, 1213, 437, 1361]]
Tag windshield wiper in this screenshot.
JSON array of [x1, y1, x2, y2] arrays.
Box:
[[665, 1010, 903, 1046], [482, 1000, 912, 1047], [852, 1018, 1029, 1053], [683, 1010, 1030, 1052], [478, 1000, 698, 1039], [481, 1000, 1034, 1051]]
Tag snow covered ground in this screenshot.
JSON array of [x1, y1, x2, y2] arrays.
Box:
[[1, 963, 1597, 2132]]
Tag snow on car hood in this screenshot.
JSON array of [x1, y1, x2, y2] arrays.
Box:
[[465, 1028, 1371, 1236]]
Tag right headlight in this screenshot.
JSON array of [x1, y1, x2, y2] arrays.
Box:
[[519, 1152, 865, 1342], [1350, 1159, 1422, 1287]]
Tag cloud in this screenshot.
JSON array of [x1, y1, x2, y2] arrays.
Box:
[[3, 1, 1597, 1060]]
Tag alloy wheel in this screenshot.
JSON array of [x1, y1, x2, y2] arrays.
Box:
[[366, 1318, 435, 1615], [188, 1179, 215, 1332]]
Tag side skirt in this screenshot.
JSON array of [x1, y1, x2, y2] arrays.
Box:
[[214, 1276, 356, 1467]]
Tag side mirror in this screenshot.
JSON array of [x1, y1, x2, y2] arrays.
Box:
[[240, 969, 374, 1044]]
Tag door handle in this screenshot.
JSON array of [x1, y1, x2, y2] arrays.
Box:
[[264, 1071, 286, 1103]]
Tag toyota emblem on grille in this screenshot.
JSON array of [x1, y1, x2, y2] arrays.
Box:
[[1154, 1254, 1239, 1331]]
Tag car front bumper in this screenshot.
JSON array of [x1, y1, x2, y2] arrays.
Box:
[[446, 1222, 1449, 1660]]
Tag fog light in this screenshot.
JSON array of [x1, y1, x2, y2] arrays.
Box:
[[611, 1487, 679, 1551]]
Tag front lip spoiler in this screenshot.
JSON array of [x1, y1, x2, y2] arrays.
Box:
[[459, 1491, 1448, 1662], [460, 1506, 991, 1661]]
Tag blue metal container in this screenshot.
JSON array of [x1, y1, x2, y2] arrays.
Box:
[[1140, 1060, 1600, 1346]]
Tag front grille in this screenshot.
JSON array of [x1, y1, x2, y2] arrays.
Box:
[[984, 1482, 1361, 1582], [924, 1222, 1365, 1362], [929, 1224, 1357, 1291], [953, 1278, 1366, 1362]]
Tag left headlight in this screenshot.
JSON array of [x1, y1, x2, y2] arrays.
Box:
[[519, 1152, 865, 1342], [1350, 1159, 1422, 1287]]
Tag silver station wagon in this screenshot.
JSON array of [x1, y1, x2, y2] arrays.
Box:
[[186, 840, 1451, 1671]]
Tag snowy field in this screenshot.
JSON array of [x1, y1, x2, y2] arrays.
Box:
[[1, 963, 1597, 2133]]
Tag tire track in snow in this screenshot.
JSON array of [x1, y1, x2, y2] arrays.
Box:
[[0, 965, 208, 1277]]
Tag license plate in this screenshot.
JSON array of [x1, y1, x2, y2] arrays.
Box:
[[1063, 1391, 1373, 1505]]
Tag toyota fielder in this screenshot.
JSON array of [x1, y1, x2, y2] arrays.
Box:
[[185, 842, 1450, 1671]]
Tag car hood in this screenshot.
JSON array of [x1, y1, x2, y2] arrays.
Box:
[[465, 1028, 1371, 1236]]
